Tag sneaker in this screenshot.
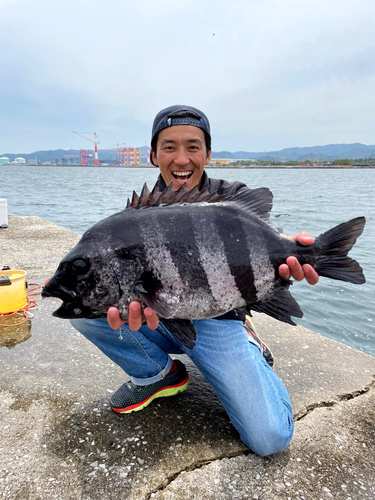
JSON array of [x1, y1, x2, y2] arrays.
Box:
[[111, 359, 190, 414], [243, 316, 274, 368]]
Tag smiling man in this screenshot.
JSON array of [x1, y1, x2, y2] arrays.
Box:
[[150, 107, 211, 191], [71, 105, 318, 457]]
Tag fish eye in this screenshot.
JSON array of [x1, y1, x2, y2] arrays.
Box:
[[72, 259, 90, 274]]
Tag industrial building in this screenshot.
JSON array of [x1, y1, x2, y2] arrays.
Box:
[[11, 157, 26, 164]]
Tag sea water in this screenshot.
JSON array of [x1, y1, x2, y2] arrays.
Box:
[[1, 165, 374, 356]]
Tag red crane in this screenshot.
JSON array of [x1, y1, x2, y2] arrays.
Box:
[[73, 131, 101, 165], [145, 140, 150, 165]]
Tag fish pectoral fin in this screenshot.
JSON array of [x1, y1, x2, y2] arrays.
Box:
[[132, 272, 177, 318], [160, 319, 196, 349], [140, 295, 175, 319], [132, 270, 160, 296], [248, 283, 303, 325]]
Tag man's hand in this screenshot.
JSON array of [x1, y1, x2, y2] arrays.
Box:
[[279, 232, 319, 285], [107, 302, 159, 331]]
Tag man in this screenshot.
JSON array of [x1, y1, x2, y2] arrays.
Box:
[[71, 105, 318, 457]]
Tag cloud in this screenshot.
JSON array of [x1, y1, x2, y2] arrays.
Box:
[[1, 0, 375, 152]]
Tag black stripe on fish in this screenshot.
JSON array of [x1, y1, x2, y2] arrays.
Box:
[[212, 204, 257, 306], [153, 206, 213, 299]]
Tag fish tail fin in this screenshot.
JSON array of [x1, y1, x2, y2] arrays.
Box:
[[314, 216, 366, 284]]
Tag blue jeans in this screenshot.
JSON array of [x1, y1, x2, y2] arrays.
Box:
[[70, 317, 294, 456]]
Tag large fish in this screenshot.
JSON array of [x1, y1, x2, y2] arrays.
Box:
[[42, 182, 366, 348]]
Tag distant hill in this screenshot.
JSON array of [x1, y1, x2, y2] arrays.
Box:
[[2, 143, 375, 163], [0, 149, 87, 163], [0, 146, 149, 163], [232, 143, 375, 161], [210, 151, 237, 159], [296, 153, 333, 162]]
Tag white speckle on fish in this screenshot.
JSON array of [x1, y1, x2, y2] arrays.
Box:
[[191, 212, 246, 311], [243, 228, 275, 302], [140, 213, 186, 314]]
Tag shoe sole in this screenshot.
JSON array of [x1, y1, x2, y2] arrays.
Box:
[[112, 374, 190, 414]]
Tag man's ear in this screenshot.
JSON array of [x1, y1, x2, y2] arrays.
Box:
[[205, 149, 211, 165], [151, 148, 158, 166]]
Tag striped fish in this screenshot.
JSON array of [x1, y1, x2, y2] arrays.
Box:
[[42, 182, 366, 348]]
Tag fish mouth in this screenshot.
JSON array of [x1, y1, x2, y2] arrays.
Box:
[[42, 282, 88, 318], [171, 170, 193, 183]]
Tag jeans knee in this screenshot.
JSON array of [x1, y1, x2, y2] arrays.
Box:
[[240, 418, 294, 457]]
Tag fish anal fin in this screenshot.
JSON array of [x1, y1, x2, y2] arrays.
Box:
[[249, 283, 303, 325]]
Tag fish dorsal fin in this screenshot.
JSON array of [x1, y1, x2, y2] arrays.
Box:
[[125, 182, 278, 232], [156, 182, 189, 205], [148, 183, 163, 205], [228, 187, 278, 231], [138, 184, 151, 206], [130, 190, 139, 207], [231, 187, 273, 215], [126, 181, 227, 209], [127, 183, 160, 208]]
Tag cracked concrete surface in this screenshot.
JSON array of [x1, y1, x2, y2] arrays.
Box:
[[151, 389, 375, 499], [0, 214, 374, 499]]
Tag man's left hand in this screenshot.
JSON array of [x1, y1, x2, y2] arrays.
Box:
[[279, 232, 319, 285]]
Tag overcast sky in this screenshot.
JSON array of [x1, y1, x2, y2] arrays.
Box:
[[1, 0, 374, 153]]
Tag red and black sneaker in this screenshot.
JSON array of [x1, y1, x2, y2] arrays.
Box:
[[243, 316, 274, 369], [111, 360, 190, 414]]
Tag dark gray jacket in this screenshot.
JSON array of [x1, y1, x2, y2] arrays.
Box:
[[157, 170, 247, 197]]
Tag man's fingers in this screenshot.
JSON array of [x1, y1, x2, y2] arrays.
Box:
[[279, 259, 319, 285], [128, 301, 143, 331], [278, 263, 291, 280], [302, 264, 319, 285], [107, 306, 125, 330], [284, 232, 315, 246], [296, 234, 315, 246], [144, 307, 159, 330], [285, 256, 305, 281]]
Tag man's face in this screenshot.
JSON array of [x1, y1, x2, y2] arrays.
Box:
[[152, 125, 211, 191]]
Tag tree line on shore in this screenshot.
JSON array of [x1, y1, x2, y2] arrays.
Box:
[[232, 158, 375, 166]]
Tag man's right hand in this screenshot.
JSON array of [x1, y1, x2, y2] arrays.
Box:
[[107, 302, 159, 331]]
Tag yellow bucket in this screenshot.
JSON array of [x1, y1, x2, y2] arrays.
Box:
[[0, 270, 27, 314]]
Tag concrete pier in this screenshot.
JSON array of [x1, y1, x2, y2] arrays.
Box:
[[0, 214, 374, 499]]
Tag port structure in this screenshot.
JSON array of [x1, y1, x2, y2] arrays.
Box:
[[102, 143, 143, 166], [145, 141, 151, 165], [73, 131, 101, 165], [64, 152, 93, 165]]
